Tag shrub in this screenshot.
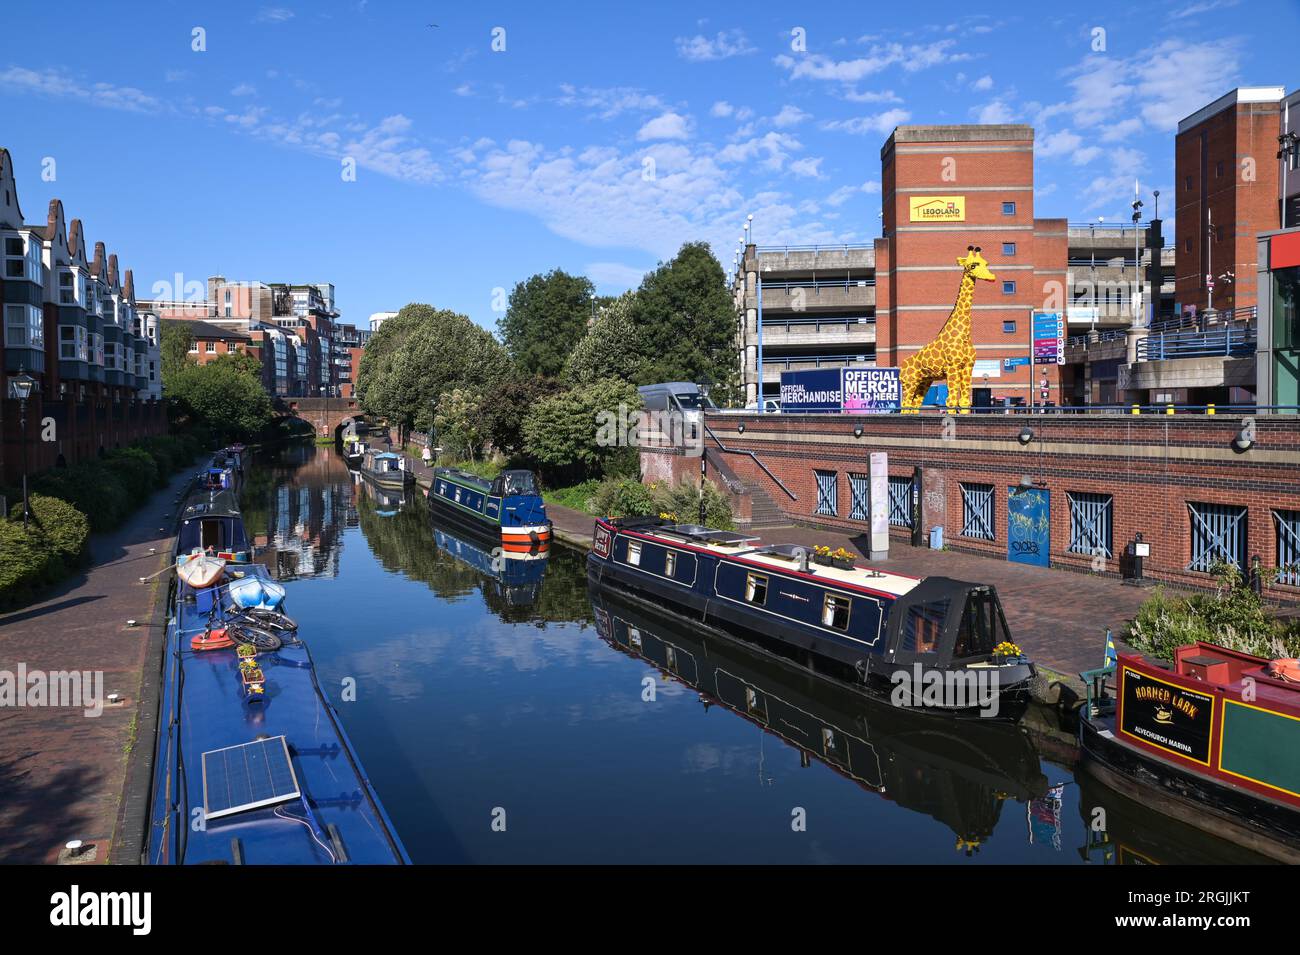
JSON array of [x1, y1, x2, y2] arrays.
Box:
[[27, 494, 89, 570], [106, 447, 160, 500], [32, 462, 129, 532], [0, 519, 56, 605], [591, 478, 656, 519], [655, 478, 735, 530]]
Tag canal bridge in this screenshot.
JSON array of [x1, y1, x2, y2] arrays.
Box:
[[275, 397, 366, 439]]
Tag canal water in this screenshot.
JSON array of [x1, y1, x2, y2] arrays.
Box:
[[239, 443, 1272, 864]]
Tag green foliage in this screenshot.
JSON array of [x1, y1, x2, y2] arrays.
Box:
[[480, 376, 565, 458], [159, 321, 195, 389], [521, 378, 641, 481], [567, 475, 734, 528], [629, 241, 739, 399], [498, 270, 595, 377], [542, 479, 602, 513], [32, 462, 130, 532], [564, 291, 643, 385], [1128, 563, 1300, 661], [105, 447, 160, 499], [590, 478, 656, 520], [434, 387, 489, 462], [166, 354, 275, 441], [656, 478, 735, 529], [358, 303, 508, 439], [0, 495, 90, 607]]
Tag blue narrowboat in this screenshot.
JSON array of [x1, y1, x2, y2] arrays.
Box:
[[147, 483, 408, 864], [429, 467, 552, 551], [431, 513, 550, 607], [588, 516, 1036, 715]]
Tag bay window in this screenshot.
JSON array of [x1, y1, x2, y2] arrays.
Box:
[[3, 232, 42, 282], [59, 324, 88, 361], [5, 303, 44, 348], [91, 331, 104, 367], [58, 269, 75, 304]]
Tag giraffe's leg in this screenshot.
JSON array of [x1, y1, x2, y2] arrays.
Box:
[[949, 365, 972, 415]]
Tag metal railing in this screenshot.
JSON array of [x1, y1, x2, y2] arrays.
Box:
[[703, 420, 797, 501], [761, 315, 876, 329], [1066, 328, 1128, 346], [757, 244, 874, 254], [1149, 306, 1257, 333], [759, 278, 877, 290], [1136, 324, 1256, 361]]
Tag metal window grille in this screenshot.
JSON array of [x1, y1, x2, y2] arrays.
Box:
[[848, 473, 869, 522], [960, 483, 994, 541], [1187, 502, 1247, 572], [888, 476, 913, 528], [1067, 492, 1113, 558], [814, 470, 838, 517], [1275, 510, 1300, 586]]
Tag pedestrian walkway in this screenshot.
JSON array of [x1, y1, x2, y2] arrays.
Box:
[[0, 466, 195, 864], [544, 500, 1149, 680]]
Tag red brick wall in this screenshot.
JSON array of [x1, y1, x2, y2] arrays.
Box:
[[679, 411, 1300, 596]]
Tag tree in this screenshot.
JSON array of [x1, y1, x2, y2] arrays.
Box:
[[521, 377, 641, 482], [159, 321, 195, 390], [564, 291, 644, 384], [481, 376, 565, 458], [357, 303, 508, 444], [498, 270, 594, 377], [166, 355, 275, 441], [434, 387, 488, 461], [630, 241, 738, 400]]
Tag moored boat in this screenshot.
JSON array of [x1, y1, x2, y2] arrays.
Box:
[[431, 511, 549, 607], [360, 449, 414, 489], [429, 466, 552, 552], [342, 437, 367, 468], [1078, 641, 1300, 863], [587, 516, 1036, 716], [147, 482, 408, 865]]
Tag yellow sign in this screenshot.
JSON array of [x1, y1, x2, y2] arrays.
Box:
[[909, 196, 966, 222]]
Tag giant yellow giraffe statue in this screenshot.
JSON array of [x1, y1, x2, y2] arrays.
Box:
[[899, 245, 996, 414]]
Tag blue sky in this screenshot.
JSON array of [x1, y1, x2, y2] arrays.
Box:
[[1, 0, 1295, 329]]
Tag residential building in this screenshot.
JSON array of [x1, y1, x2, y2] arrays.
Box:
[[369, 311, 397, 333], [1, 146, 163, 485]]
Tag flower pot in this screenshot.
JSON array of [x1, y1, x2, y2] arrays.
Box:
[[833, 557, 855, 570], [813, 554, 832, 566]]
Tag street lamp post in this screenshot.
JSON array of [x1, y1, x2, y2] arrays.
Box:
[[8, 367, 36, 529], [1131, 183, 1144, 328]]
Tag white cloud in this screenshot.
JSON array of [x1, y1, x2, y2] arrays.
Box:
[[454, 83, 473, 97], [841, 88, 902, 104], [776, 40, 969, 83], [710, 101, 734, 118], [822, 108, 911, 136], [230, 83, 257, 97], [771, 105, 810, 128], [637, 111, 692, 141], [675, 29, 757, 62], [556, 85, 666, 119], [254, 7, 295, 23], [974, 99, 1017, 124], [972, 75, 994, 91], [0, 66, 162, 113], [788, 157, 824, 178], [1037, 129, 1082, 158]]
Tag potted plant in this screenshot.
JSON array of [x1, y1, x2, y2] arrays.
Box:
[[236, 642, 257, 662], [239, 656, 266, 696], [993, 641, 1023, 663], [831, 547, 856, 570], [813, 545, 833, 566]]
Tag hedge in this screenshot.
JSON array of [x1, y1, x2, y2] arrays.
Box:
[[0, 430, 206, 607]]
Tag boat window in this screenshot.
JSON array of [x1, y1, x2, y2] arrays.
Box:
[[901, 598, 949, 654], [665, 551, 677, 577], [201, 519, 222, 552], [454, 487, 463, 503], [744, 687, 767, 720], [499, 471, 537, 496], [628, 627, 642, 649], [745, 573, 768, 605], [627, 541, 643, 566], [822, 593, 852, 631], [954, 590, 1008, 658]]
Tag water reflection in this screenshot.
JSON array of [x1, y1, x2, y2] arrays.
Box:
[[590, 586, 1049, 852]]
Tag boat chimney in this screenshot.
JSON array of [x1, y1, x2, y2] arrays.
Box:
[[796, 546, 810, 574]]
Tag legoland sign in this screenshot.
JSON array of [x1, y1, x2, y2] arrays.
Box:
[[909, 196, 965, 222], [781, 368, 902, 414]]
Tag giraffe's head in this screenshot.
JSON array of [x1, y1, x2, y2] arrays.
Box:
[[957, 246, 996, 282]]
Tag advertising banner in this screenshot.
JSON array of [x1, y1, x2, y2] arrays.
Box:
[[842, 367, 901, 414], [778, 369, 842, 413]]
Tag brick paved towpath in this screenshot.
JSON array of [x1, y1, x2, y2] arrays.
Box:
[[0, 466, 196, 864]]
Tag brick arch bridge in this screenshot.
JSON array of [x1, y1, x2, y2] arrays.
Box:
[[275, 397, 366, 438]]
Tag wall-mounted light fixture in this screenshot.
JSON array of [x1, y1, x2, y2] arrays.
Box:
[[1018, 425, 1034, 445], [737, 422, 745, 435], [853, 425, 863, 438], [1232, 426, 1254, 452]]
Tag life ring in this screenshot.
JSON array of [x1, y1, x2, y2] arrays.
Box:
[[1266, 658, 1300, 683]]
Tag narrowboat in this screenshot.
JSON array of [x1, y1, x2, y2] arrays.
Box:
[[588, 516, 1036, 715], [1078, 642, 1300, 863], [342, 437, 367, 468], [360, 449, 414, 490], [355, 469, 406, 516], [431, 513, 549, 608], [147, 483, 408, 864], [589, 586, 1048, 848], [177, 488, 253, 564], [429, 467, 552, 552]]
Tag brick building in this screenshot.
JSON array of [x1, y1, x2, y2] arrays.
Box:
[[1174, 87, 1286, 317], [1, 146, 164, 486], [646, 411, 1300, 597]]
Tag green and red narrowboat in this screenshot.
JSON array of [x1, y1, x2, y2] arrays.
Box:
[[1080, 641, 1300, 863]]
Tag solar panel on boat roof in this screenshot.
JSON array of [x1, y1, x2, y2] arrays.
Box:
[[202, 736, 301, 820], [662, 524, 758, 545]]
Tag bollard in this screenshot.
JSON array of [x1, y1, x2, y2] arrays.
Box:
[[1165, 403, 1175, 415], [1207, 403, 1216, 415], [1130, 404, 1140, 415]]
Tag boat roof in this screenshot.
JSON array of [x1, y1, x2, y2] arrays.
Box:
[[606, 517, 923, 598], [181, 488, 242, 520], [373, 451, 400, 459]]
